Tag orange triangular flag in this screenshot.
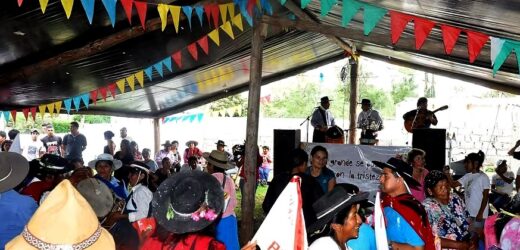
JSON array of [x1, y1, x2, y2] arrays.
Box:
[[135, 71, 144, 88], [169, 5, 181, 33], [231, 14, 243, 32], [39, 0, 49, 13], [116, 79, 126, 93], [208, 29, 220, 46], [219, 4, 228, 24], [126, 75, 136, 91], [157, 4, 169, 31], [54, 101, 62, 114], [10, 111, 17, 123], [220, 21, 234, 40], [227, 3, 235, 18], [39, 105, 47, 119], [61, 0, 74, 19], [47, 103, 55, 116]]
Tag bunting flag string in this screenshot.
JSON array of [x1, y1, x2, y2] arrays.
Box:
[[101, 0, 117, 27], [440, 25, 461, 55], [10, 110, 17, 123], [22, 108, 29, 121], [80, 0, 95, 25], [30, 107, 37, 121], [120, 0, 133, 24]]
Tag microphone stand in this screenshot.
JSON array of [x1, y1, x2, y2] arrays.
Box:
[[410, 107, 421, 132], [300, 107, 318, 142]]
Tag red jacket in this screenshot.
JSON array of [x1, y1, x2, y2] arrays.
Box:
[[140, 234, 225, 250]]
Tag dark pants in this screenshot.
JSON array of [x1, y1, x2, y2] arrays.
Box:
[[313, 129, 326, 143]]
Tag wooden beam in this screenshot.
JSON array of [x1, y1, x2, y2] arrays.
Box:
[[241, 19, 266, 245], [153, 118, 161, 155], [348, 59, 359, 144], [281, 0, 356, 55]]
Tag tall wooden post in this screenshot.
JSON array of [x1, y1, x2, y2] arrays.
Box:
[[241, 19, 266, 244], [348, 58, 359, 144], [153, 118, 160, 154]]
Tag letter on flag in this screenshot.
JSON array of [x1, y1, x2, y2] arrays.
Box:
[[252, 176, 308, 250]]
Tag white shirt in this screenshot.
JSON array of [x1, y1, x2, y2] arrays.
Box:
[[23, 140, 45, 161], [458, 171, 490, 218], [126, 184, 153, 222], [492, 171, 515, 195], [309, 237, 343, 250], [311, 106, 336, 129], [357, 109, 383, 129]]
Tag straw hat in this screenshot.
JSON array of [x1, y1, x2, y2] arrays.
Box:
[[0, 152, 29, 193], [87, 154, 122, 171], [6, 180, 115, 249], [203, 150, 234, 170]]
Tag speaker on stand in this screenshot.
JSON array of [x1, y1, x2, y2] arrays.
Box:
[[412, 128, 446, 172], [273, 129, 301, 176]]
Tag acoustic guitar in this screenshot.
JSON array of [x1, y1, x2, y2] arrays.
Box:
[[404, 105, 448, 133]]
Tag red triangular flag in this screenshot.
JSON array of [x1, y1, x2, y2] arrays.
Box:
[[30, 107, 37, 121], [413, 17, 435, 50], [172, 51, 182, 68], [187, 43, 198, 61], [197, 35, 209, 55], [135, 0, 147, 29], [120, 0, 134, 24], [90, 89, 99, 105], [99, 87, 108, 101], [10, 110, 17, 123], [22, 108, 29, 121], [108, 83, 117, 99], [390, 11, 413, 44], [466, 30, 489, 63], [441, 25, 461, 55], [247, 0, 255, 17], [204, 5, 212, 27], [210, 4, 220, 29], [18, 0, 23, 7]]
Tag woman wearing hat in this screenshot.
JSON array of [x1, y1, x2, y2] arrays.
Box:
[[204, 150, 239, 250], [422, 170, 472, 249], [88, 154, 127, 200], [407, 148, 429, 202], [183, 140, 203, 164], [308, 187, 369, 250], [155, 140, 175, 167]]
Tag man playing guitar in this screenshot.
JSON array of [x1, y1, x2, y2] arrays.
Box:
[[403, 97, 442, 132]]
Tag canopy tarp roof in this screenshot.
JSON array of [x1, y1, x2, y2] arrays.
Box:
[[1, 0, 519, 118]]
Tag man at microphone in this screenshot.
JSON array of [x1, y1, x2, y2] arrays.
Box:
[[403, 97, 438, 129], [311, 96, 335, 143], [357, 99, 383, 145]]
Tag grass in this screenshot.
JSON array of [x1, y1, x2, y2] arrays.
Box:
[[235, 184, 268, 241]]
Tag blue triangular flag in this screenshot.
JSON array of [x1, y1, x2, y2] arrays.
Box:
[[363, 4, 387, 35], [342, 0, 362, 27], [3, 111, 10, 123], [197, 113, 204, 123], [239, 4, 253, 27], [80, 0, 96, 24], [144, 66, 153, 81], [72, 96, 82, 112], [260, 0, 273, 15], [189, 114, 196, 123], [101, 0, 117, 27], [182, 115, 190, 122], [153, 62, 164, 77], [64, 99, 72, 114], [81, 93, 90, 109], [188, 83, 199, 93], [182, 6, 193, 30], [195, 6, 204, 27], [162, 57, 173, 72]]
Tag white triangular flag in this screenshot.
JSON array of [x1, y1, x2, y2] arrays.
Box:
[[9, 134, 22, 155], [374, 191, 389, 250], [490, 37, 506, 66]]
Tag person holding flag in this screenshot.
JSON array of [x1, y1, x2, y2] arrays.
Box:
[[374, 157, 436, 250]]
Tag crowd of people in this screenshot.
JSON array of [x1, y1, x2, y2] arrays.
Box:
[[1, 121, 520, 250]]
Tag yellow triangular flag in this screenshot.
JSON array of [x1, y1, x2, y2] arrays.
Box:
[[220, 21, 234, 40], [61, 0, 74, 19], [39, 105, 46, 119], [116, 79, 126, 93], [219, 4, 228, 24], [135, 71, 144, 88], [40, 0, 49, 13], [157, 4, 169, 31], [208, 29, 220, 46], [227, 3, 235, 18], [47, 103, 55, 116], [168, 5, 181, 33], [54, 101, 62, 115], [126, 75, 136, 91], [232, 14, 244, 32]]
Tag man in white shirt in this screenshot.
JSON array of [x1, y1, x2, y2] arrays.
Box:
[[357, 99, 383, 145], [491, 160, 515, 210], [119, 127, 133, 143], [23, 129, 45, 161], [311, 96, 335, 143]]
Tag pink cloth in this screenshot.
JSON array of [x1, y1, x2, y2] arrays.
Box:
[[211, 173, 237, 218], [411, 168, 429, 202], [484, 214, 499, 249], [500, 218, 520, 250]]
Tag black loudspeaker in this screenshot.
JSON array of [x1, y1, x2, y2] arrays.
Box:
[[412, 128, 446, 171], [273, 129, 301, 176]]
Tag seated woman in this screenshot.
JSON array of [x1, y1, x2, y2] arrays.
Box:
[[308, 186, 369, 250], [422, 170, 473, 249], [88, 154, 126, 199], [306, 145, 336, 193]]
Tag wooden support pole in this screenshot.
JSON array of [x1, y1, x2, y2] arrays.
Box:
[[241, 19, 266, 244], [349, 59, 359, 144], [153, 118, 160, 155]]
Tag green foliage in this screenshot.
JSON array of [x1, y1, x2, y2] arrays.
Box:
[[262, 79, 320, 118], [51, 120, 71, 133], [72, 115, 111, 124], [9, 113, 71, 133], [391, 74, 417, 104], [209, 94, 248, 117]]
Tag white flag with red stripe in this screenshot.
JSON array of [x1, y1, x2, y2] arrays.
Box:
[[253, 176, 308, 250]]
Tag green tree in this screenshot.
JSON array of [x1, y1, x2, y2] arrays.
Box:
[[262, 80, 320, 118], [391, 74, 417, 105], [209, 94, 248, 117], [72, 115, 111, 124]]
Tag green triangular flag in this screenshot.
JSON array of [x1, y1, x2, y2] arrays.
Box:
[[281, 0, 287, 5], [301, 0, 312, 9], [492, 40, 520, 76], [342, 0, 362, 27], [363, 4, 387, 35], [320, 0, 337, 16]]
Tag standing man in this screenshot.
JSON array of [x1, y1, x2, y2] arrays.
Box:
[[120, 127, 133, 143], [311, 96, 336, 143], [62, 122, 87, 162], [403, 97, 438, 130], [374, 157, 435, 250], [357, 99, 383, 144], [41, 124, 63, 156], [216, 140, 233, 161], [22, 129, 45, 161]]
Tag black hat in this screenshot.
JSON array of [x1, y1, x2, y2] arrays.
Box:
[[215, 140, 226, 146], [39, 154, 72, 175], [128, 161, 150, 174], [0, 152, 29, 193], [307, 187, 368, 233], [361, 99, 371, 105], [103, 131, 114, 140], [162, 140, 172, 147], [373, 157, 421, 189], [153, 171, 224, 234], [320, 96, 332, 103]]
